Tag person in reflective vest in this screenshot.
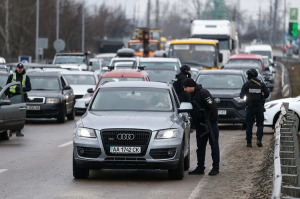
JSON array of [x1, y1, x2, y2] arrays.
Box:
[[6, 63, 31, 137], [240, 69, 269, 147]]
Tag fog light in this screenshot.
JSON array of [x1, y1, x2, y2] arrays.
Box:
[[78, 148, 85, 156], [168, 150, 174, 157]]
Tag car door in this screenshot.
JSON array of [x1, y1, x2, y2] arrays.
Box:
[[0, 82, 26, 130]]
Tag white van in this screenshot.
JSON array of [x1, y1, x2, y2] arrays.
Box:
[[247, 45, 273, 62]]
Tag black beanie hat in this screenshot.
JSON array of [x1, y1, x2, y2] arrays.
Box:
[[183, 78, 197, 87]]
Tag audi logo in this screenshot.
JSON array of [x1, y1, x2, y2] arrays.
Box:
[[117, 134, 135, 140]]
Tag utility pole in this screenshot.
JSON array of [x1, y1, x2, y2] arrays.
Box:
[[269, 0, 273, 45], [82, 0, 85, 52], [147, 0, 150, 28], [35, 0, 39, 63], [283, 0, 286, 46], [258, 0, 261, 38], [272, 0, 278, 46], [237, 0, 240, 32], [133, 0, 136, 27], [56, 0, 59, 40], [155, 0, 159, 29]]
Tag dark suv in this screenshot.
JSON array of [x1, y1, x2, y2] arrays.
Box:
[[195, 70, 247, 127]]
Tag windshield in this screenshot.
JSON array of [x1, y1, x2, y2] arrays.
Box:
[[54, 56, 85, 64], [99, 77, 143, 85], [219, 40, 230, 50], [228, 59, 262, 71], [263, 58, 270, 66], [145, 69, 176, 83], [250, 51, 271, 59], [196, 74, 244, 89], [64, 74, 96, 85], [129, 43, 158, 52], [91, 87, 173, 112], [111, 60, 134, 67], [169, 44, 216, 68], [140, 62, 180, 72], [0, 75, 7, 87], [31, 77, 60, 90], [90, 61, 100, 71]]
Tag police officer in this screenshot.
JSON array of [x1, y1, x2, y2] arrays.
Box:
[[183, 78, 220, 176], [174, 65, 191, 102], [240, 69, 269, 147], [6, 63, 31, 137]]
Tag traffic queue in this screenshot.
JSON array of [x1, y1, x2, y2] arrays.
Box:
[[0, 37, 276, 180]]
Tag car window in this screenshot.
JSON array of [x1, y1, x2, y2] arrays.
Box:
[[0, 75, 7, 87], [64, 74, 96, 85], [145, 69, 177, 83], [91, 87, 173, 112], [91, 61, 100, 71], [171, 87, 180, 108], [228, 59, 262, 71], [140, 62, 180, 72], [31, 77, 60, 90], [250, 51, 272, 59], [196, 74, 244, 89], [0, 86, 22, 104], [54, 56, 85, 64], [61, 77, 66, 87]]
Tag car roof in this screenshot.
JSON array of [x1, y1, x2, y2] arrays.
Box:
[[59, 71, 95, 75], [229, 54, 263, 60], [144, 65, 177, 70], [100, 81, 170, 89], [199, 69, 245, 75], [6, 63, 61, 68], [225, 63, 260, 69], [101, 69, 148, 78], [112, 57, 136, 61], [28, 72, 62, 77], [139, 57, 178, 62], [95, 53, 116, 58]]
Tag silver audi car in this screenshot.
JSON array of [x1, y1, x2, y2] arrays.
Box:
[[73, 81, 192, 180]]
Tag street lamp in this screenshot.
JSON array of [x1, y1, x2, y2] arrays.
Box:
[[82, 0, 85, 52]]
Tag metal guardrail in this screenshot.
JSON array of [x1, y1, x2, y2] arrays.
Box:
[[274, 56, 300, 63], [272, 102, 300, 199]]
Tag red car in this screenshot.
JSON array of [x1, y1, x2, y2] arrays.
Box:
[[228, 54, 265, 73]]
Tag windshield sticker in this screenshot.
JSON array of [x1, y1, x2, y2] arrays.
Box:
[[173, 45, 189, 50]]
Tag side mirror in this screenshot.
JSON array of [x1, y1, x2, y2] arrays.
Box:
[[63, 85, 71, 90], [87, 88, 94, 93], [265, 66, 270, 72], [178, 102, 193, 113], [102, 66, 108, 71], [218, 53, 223, 63], [89, 62, 93, 66], [0, 100, 11, 106], [74, 101, 87, 111], [271, 63, 274, 67]]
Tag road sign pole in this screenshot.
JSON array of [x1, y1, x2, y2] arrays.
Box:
[[35, 0, 39, 63], [56, 0, 59, 41], [82, 0, 85, 53]]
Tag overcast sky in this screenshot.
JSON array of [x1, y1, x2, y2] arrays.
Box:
[[82, 0, 300, 28]]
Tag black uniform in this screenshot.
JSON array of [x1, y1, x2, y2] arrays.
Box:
[[189, 84, 220, 172], [240, 77, 269, 144], [174, 70, 191, 102]]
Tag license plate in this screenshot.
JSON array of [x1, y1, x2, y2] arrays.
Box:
[[27, 106, 40, 110], [218, 110, 226, 115], [110, 146, 141, 154]]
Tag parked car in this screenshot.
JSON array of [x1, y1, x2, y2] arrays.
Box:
[[26, 72, 75, 123], [195, 70, 247, 128], [0, 82, 26, 140], [60, 71, 98, 101], [264, 96, 300, 128], [73, 81, 192, 179]]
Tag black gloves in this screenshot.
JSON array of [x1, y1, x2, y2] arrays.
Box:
[[15, 85, 20, 93]]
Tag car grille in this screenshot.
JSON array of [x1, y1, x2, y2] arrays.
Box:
[[76, 147, 102, 158], [150, 148, 176, 159], [26, 97, 45, 103], [75, 95, 84, 99], [101, 129, 151, 156], [216, 101, 236, 108]]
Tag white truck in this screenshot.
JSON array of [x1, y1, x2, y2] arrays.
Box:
[[190, 20, 238, 65]]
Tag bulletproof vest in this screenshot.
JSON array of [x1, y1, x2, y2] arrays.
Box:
[[246, 80, 263, 106]]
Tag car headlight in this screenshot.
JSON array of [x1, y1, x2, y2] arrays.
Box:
[[46, 98, 60, 104], [264, 103, 277, 109], [77, 127, 96, 138], [156, 129, 177, 139], [234, 97, 246, 103]]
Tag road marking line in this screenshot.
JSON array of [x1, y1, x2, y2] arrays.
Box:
[[58, 141, 73, 148], [0, 169, 8, 174]]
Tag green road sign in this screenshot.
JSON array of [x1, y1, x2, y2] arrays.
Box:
[[290, 8, 298, 22]]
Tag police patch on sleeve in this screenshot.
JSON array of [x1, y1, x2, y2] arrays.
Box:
[[206, 97, 213, 104]]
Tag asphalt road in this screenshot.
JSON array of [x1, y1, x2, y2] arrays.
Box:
[[0, 121, 274, 198]]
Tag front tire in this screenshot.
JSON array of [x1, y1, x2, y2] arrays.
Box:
[[67, 105, 75, 120], [0, 130, 10, 140], [168, 146, 184, 180], [73, 156, 89, 179], [184, 143, 190, 171], [57, 104, 66, 123]]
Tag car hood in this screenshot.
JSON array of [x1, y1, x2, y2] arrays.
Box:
[[70, 84, 95, 95], [81, 111, 177, 131], [265, 97, 297, 105], [28, 90, 61, 98], [208, 89, 241, 98]]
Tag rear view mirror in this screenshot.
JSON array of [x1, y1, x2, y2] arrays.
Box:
[[0, 100, 11, 106], [63, 86, 71, 90], [178, 102, 193, 113], [218, 53, 223, 63], [87, 88, 94, 93]]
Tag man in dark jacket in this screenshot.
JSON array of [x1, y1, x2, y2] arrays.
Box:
[[6, 63, 31, 137], [183, 78, 220, 176], [240, 69, 269, 147], [174, 65, 191, 102]]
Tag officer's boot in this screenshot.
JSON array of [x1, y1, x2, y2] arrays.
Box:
[[257, 140, 263, 147], [16, 129, 24, 137], [188, 167, 204, 175]]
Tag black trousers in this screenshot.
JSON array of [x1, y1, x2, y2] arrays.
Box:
[[195, 121, 220, 170], [246, 106, 264, 143]]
